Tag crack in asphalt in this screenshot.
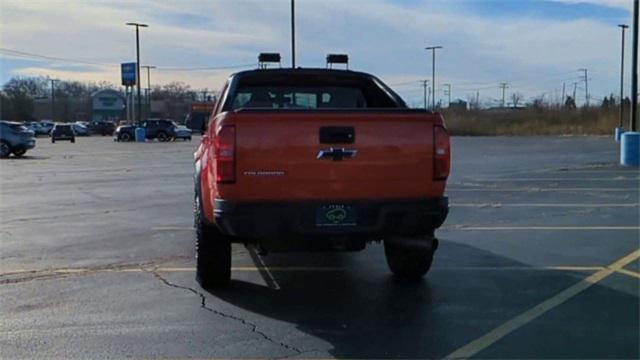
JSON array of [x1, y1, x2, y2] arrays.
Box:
[[0, 257, 189, 284], [147, 268, 303, 356]]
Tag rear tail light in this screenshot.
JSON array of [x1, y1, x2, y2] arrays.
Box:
[[214, 125, 236, 183], [433, 125, 450, 180]]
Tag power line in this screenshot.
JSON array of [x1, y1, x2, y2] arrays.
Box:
[[0, 48, 116, 67], [0, 47, 254, 72]]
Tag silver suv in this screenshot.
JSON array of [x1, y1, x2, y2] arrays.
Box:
[[0, 120, 36, 158]]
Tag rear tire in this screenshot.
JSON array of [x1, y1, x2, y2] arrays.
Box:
[[384, 236, 436, 280], [157, 131, 168, 142], [119, 133, 131, 142], [0, 141, 11, 158], [13, 149, 26, 157], [195, 194, 231, 288], [71, 138, 75, 143], [51, 139, 55, 143]]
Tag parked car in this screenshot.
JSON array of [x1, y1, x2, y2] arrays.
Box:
[[174, 123, 192, 141], [0, 120, 36, 158], [24, 121, 42, 134], [192, 67, 451, 288], [38, 120, 55, 135], [114, 119, 177, 142], [72, 123, 90, 136], [89, 121, 116, 136], [51, 124, 75, 143]]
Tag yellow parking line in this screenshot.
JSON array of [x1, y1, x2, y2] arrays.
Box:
[[447, 188, 637, 192], [450, 226, 640, 231], [615, 268, 640, 279], [446, 249, 640, 359], [461, 178, 640, 181], [450, 203, 639, 208]]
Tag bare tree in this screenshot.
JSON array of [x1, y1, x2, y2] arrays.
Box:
[[510, 92, 524, 108]]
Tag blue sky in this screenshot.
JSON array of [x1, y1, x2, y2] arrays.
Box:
[[0, 0, 634, 107]]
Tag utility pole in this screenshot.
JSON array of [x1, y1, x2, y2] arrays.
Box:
[[476, 91, 480, 109], [578, 68, 589, 106], [561, 82, 566, 106], [619, 24, 629, 128], [291, 0, 296, 68], [126, 22, 148, 125], [425, 46, 443, 110], [499, 82, 510, 108], [572, 82, 578, 101], [631, 0, 638, 131], [141, 65, 155, 119], [419, 80, 429, 110], [443, 83, 452, 107], [49, 78, 59, 121]]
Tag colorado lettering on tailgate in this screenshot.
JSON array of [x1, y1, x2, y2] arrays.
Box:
[[193, 61, 450, 288]]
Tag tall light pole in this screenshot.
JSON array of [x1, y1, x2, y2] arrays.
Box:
[[141, 65, 155, 118], [291, 0, 296, 68], [126, 22, 148, 125], [618, 24, 629, 129], [49, 78, 59, 121], [425, 46, 442, 110], [631, 0, 639, 132]]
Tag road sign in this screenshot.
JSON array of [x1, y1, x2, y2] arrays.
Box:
[[121, 62, 137, 86]]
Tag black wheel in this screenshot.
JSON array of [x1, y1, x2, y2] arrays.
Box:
[[188, 137, 192, 141], [119, 132, 131, 142], [157, 131, 168, 142], [71, 138, 75, 143], [0, 141, 11, 158], [384, 236, 437, 280], [13, 149, 26, 157], [195, 194, 231, 288], [51, 138, 55, 143]]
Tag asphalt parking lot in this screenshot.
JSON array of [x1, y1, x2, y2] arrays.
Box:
[[1, 135, 638, 359]]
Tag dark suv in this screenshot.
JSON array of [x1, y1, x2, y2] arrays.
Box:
[[89, 121, 116, 136], [0, 120, 36, 158], [51, 124, 75, 143], [114, 119, 177, 142]]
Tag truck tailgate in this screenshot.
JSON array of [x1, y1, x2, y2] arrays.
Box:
[[217, 110, 447, 201]]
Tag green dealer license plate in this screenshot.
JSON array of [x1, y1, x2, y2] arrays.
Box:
[[315, 205, 357, 227]]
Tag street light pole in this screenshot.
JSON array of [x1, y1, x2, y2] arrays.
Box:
[[618, 24, 629, 129], [425, 46, 442, 110], [631, 0, 639, 132], [126, 22, 148, 125], [291, 0, 296, 68]]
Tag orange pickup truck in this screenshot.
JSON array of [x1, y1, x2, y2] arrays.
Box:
[[194, 68, 450, 287]]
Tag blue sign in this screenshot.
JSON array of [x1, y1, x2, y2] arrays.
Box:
[[121, 62, 137, 86]]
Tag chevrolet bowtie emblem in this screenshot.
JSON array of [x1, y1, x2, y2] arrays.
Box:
[[316, 148, 358, 161]]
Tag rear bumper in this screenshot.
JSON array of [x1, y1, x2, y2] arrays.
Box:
[[213, 197, 448, 239]]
